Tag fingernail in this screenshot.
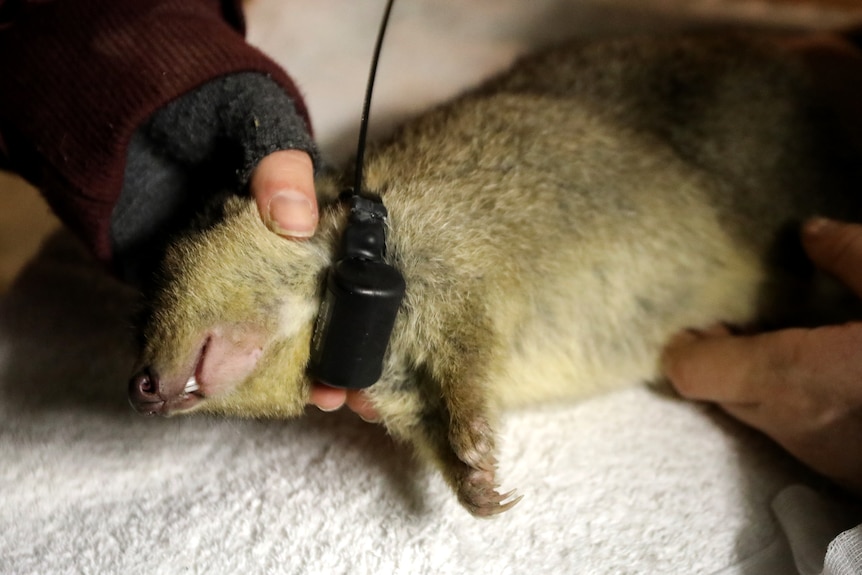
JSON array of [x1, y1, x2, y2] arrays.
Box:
[[358, 413, 380, 424], [316, 403, 342, 413], [666, 329, 700, 350], [804, 216, 835, 236], [267, 190, 316, 238], [666, 325, 730, 349]]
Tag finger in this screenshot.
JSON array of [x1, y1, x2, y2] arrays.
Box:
[[664, 322, 862, 405], [802, 218, 862, 297], [309, 383, 346, 412], [345, 390, 380, 423], [249, 149, 318, 238], [661, 327, 808, 404]]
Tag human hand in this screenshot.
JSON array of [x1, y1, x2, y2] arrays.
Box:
[[250, 149, 319, 238], [248, 149, 379, 422], [662, 218, 862, 494], [308, 384, 380, 422]]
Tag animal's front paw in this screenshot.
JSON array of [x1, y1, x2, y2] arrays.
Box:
[[447, 415, 521, 516], [456, 466, 522, 517]]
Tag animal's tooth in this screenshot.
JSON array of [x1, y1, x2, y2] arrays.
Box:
[[184, 376, 200, 394]]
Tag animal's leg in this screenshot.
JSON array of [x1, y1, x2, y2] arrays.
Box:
[[390, 362, 519, 517], [380, 303, 520, 516]]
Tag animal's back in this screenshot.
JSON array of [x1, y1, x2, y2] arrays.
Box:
[[364, 32, 862, 405]]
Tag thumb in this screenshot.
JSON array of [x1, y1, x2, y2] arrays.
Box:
[[249, 149, 318, 238], [802, 218, 862, 297]]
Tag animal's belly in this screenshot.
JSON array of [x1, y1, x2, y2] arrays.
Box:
[[490, 227, 767, 408]]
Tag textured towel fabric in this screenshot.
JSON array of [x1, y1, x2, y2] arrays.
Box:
[[2, 1, 862, 573], [825, 526, 862, 575], [771, 485, 862, 575]]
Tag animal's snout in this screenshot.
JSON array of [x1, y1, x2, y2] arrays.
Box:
[[126, 326, 265, 418], [128, 367, 166, 416]]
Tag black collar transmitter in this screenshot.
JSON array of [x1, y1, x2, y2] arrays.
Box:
[[307, 0, 406, 390]]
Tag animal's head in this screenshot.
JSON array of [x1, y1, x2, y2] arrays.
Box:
[[128, 195, 334, 419]]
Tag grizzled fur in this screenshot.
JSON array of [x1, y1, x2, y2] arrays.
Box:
[[133, 32, 862, 516]]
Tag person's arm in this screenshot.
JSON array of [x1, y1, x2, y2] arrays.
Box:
[[0, 0, 316, 268]]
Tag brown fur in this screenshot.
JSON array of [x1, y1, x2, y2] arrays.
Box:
[[134, 31, 862, 516]]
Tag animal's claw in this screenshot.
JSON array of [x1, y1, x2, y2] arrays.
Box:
[[456, 466, 522, 517]]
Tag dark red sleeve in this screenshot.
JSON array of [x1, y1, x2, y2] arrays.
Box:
[[0, 0, 312, 263]]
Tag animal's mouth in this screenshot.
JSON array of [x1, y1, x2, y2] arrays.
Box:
[[129, 326, 265, 416], [128, 337, 210, 416], [183, 376, 201, 395], [183, 336, 210, 397]]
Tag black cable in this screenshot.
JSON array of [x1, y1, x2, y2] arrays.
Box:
[[353, 0, 396, 195]]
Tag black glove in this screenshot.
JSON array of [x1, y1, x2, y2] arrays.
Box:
[[111, 72, 319, 285]]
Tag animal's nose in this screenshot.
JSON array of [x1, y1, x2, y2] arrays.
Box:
[[128, 367, 165, 415]]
